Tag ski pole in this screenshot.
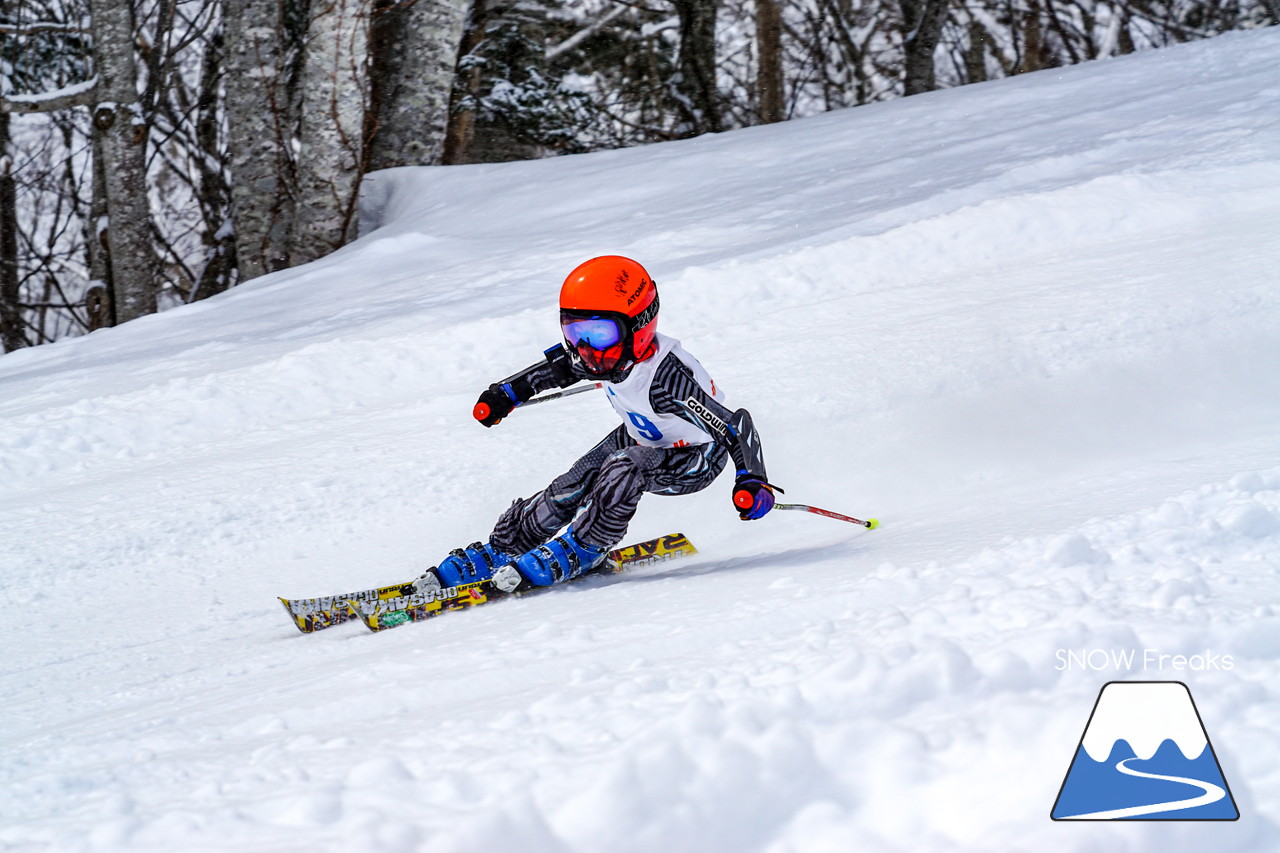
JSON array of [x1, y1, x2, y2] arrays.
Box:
[[774, 503, 879, 529], [522, 382, 604, 407]]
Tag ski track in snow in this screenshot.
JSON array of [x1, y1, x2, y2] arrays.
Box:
[[3, 28, 1280, 853]]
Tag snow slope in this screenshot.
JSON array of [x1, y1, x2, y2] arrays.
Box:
[[4, 27, 1280, 852]]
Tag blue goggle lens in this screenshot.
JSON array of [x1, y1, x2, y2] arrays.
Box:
[[562, 316, 623, 349]]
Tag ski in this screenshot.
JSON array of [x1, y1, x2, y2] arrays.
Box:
[[348, 532, 698, 633], [278, 532, 697, 634], [279, 579, 422, 634]]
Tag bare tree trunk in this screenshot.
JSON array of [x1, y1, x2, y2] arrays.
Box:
[[964, 14, 990, 84], [1117, 5, 1137, 55], [88, 0, 159, 323], [441, 0, 486, 165], [193, 26, 237, 299], [223, 0, 295, 281], [900, 0, 948, 95], [367, 0, 469, 170], [86, 132, 115, 330], [0, 112, 23, 352], [1013, 0, 1054, 74], [291, 0, 371, 266], [671, 0, 721, 136], [754, 0, 784, 124]]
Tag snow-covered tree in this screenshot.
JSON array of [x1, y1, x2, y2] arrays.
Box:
[[671, 0, 722, 135], [446, 0, 576, 163], [2, 2, 98, 347]]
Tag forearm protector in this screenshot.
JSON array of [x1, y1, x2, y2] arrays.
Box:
[[475, 345, 579, 426], [727, 408, 767, 481], [492, 344, 578, 405]]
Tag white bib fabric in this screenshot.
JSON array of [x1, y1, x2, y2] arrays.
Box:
[[601, 333, 725, 448]]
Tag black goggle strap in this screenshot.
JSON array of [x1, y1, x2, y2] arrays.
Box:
[[631, 291, 659, 331]]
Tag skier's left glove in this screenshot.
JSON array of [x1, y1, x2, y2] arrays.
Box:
[[733, 473, 778, 520]]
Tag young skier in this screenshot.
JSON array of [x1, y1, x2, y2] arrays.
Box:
[[415, 255, 777, 595]]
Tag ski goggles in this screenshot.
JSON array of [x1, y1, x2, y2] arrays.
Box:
[[561, 315, 625, 350], [560, 294, 658, 350]]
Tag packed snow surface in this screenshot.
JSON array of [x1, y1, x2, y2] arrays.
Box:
[[4, 28, 1280, 852]]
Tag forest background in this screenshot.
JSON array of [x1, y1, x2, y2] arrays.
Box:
[[1, 0, 1275, 350]]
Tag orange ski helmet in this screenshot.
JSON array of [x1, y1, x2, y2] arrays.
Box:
[[559, 256, 659, 382]]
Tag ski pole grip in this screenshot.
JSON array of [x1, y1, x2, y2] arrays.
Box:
[[473, 401, 491, 422], [734, 489, 755, 509]]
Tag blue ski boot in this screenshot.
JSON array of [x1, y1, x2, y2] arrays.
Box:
[[489, 527, 610, 593], [414, 541, 511, 597]]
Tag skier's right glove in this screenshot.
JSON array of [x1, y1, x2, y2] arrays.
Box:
[[473, 385, 516, 427], [733, 473, 778, 520]]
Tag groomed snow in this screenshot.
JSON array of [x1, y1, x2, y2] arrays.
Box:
[[3, 27, 1280, 853]]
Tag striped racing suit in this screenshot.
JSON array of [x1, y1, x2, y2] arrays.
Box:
[[488, 332, 768, 553]]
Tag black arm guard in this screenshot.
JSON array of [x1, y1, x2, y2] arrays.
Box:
[[727, 408, 767, 481], [493, 344, 579, 405]]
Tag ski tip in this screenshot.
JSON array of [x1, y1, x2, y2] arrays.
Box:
[[866, 518, 879, 530]]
